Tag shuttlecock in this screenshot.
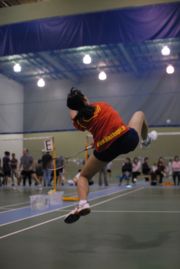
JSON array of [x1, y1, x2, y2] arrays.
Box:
[[149, 130, 158, 141]]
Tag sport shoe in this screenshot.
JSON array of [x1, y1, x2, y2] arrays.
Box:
[[64, 202, 91, 224], [141, 130, 158, 148], [141, 134, 152, 147]]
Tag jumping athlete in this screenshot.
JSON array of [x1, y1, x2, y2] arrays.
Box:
[[64, 88, 153, 224]]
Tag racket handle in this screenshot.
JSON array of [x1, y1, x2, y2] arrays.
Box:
[[85, 145, 93, 150]]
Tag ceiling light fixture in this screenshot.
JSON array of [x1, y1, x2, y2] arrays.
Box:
[[98, 71, 107, 80], [161, 46, 171, 56], [37, 78, 45, 87], [83, 54, 92, 64], [166, 65, 175, 74], [13, 63, 22, 73]]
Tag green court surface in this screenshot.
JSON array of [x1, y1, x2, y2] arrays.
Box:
[[0, 185, 180, 269]]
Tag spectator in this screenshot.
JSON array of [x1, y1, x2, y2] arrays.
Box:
[[2, 151, 11, 185], [142, 157, 151, 182], [156, 157, 166, 184], [167, 159, 173, 181], [42, 152, 52, 187], [98, 165, 109, 186], [0, 159, 4, 186], [132, 157, 141, 183], [10, 153, 19, 186], [56, 155, 65, 186], [106, 161, 113, 181], [119, 157, 132, 185], [19, 148, 39, 187], [35, 159, 43, 185], [172, 156, 180, 185], [150, 163, 158, 185]]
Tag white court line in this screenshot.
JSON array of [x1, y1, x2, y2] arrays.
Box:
[[49, 209, 180, 214], [90, 187, 144, 209], [0, 204, 75, 228], [0, 201, 29, 210], [0, 206, 10, 211], [0, 186, 140, 227], [0, 184, 116, 212], [92, 210, 180, 214], [0, 206, 30, 214], [0, 187, 143, 240], [0, 189, 77, 213]]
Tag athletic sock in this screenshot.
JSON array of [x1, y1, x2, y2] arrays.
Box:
[[79, 200, 88, 207]]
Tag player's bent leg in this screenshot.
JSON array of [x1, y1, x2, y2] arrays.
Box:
[[128, 111, 157, 148], [64, 154, 107, 224], [128, 111, 148, 140]]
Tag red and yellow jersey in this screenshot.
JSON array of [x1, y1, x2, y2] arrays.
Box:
[[72, 102, 129, 152]]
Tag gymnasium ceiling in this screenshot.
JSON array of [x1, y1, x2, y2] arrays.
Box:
[[0, 38, 180, 83], [0, 1, 179, 84], [0, 0, 42, 8]]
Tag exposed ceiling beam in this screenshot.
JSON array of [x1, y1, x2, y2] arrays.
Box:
[[38, 52, 71, 80], [118, 44, 139, 74]]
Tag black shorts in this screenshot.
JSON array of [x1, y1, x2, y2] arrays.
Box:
[[3, 170, 11, 177], [21, 170, 35, 176], [56, 168, 63, 176], [94, 128, 139, 162]]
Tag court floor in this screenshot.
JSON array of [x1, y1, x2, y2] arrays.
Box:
[[0, 183, 180, 269]]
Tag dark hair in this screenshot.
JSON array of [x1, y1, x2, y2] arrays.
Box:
[[67, 88, 95, 121], [67, 88, 85, 110]]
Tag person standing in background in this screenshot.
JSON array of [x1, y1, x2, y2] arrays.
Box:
[[10, 153, 19, 186], [120, 157, 132, 186], [35, 159, 44, 185], [172, 155, 180, 185], [156, 157, 166, 184], [0, 159, 4, 186], [98, 165, 108, 186], [142, 157, 151, 182], [19, 148, 35, 187], [106, 161, 113, 182], [42, 152, 53, 187], [2, 151, 11, 186], [56, 155, 65, 187], [132, 157, 141, 183]]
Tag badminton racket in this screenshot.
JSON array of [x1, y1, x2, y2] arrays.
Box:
[[48, 144, 93, 171]]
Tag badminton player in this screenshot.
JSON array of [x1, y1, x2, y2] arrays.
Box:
[[64, 88, 153, 224]]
